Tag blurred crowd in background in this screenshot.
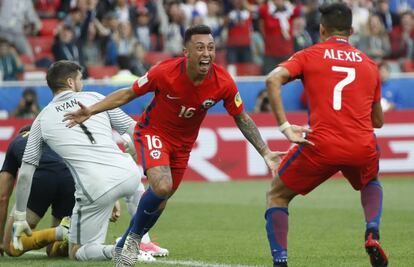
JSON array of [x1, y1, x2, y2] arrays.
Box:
[[0, 0, 414, 81]]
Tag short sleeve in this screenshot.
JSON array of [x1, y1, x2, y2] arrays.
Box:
[[132, 66, 159, 97], [0, 138, 22, 176], [222, 79, 244, 116], [22, 117, 43, 166], [279, 51, 306, 79]]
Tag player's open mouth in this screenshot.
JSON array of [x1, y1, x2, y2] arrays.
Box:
[[199, 60, 210, 72]]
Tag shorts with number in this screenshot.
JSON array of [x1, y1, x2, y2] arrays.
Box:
[[69, 177, 139, 245], [134, 128, 191, 190], [27, 171, 75, 219], [278, 144, 380, 195]]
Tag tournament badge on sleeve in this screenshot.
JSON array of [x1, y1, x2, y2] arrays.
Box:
[[234, 92, 243, 107]]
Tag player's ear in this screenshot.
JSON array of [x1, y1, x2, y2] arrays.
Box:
[[349, 27, 354, 36], [183, 46, 189, 58], [66, 77, 74, 89], [319, 24, 327, 40]]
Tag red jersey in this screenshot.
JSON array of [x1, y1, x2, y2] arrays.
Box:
[[280, 36, 381, 163], [132, 57, 244, 147], [258, 3, 301, 56], [226, 9, 252, 47]]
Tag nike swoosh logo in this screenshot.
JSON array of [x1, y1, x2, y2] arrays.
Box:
[[166, 94, 181, 100]]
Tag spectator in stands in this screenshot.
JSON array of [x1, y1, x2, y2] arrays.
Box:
[[375, 0, 400, 32], [156, 0, 185, 56], [132, 7, 152, 52], [254, 89, 272, 113], [79, 21, 105, 67], [181, 0, 208, 28], [379, 61, 397, 111], [304, 0, 320, 44], [389, 11, 414, 60], [224, 0, 253, 64], [203, 0, 224, 47], [101, 11, 121, 34], [112, 55, 139, 83], [114, 0, 134, 24], [258, 0, 302, 74], [292, 17, 313, 52], [356, 13, 391, 62], [130, 42, 149, 76], [113, 21, 139, 57], [34, 0, 61, 19], [345, 0, 371, 35], [95, 0, 117, 21], [78, 7, 107, 67], [0, 39, 24, 81], [0, 0, 42, 60], [52, 24, 82, 64], [10, 88, 41, 119], [63, 7, 85, 39]]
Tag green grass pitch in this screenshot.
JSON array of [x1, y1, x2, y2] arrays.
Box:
[[0, 177, 413, 266]]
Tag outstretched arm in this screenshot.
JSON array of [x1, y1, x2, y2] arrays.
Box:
[[233, 112, 286, 173], [234, 112, 270, 156], [266, 67, 314, 146], [63, 87, 137, 127]]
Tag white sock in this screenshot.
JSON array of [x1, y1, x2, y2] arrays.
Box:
[[141, 233, 151, 244], [54, 225, 68, 241], [75, 243, 114, 261], [125, 182, 146, 216]]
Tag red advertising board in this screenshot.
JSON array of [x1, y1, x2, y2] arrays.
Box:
[[1, 111, 413, 181]]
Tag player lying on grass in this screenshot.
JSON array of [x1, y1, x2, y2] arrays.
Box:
[[265, 3, 388, 267]]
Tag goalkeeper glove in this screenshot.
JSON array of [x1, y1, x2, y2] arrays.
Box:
[[12, 211, 32, 251]]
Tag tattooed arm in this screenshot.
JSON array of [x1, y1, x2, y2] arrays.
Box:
[[233, 112, 286, 173], [234, 112, 270, 156]]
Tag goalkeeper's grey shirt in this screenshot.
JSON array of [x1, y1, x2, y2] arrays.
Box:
[[22, 90, 140, 202]]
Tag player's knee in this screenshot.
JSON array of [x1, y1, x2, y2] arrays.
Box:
[[152, 180, 173, 198], [6, 243, 24, 257], [266, 187, 291, 207]]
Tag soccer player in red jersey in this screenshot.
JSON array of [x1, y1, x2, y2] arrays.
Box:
[[265, 3, 388, 267], [64, 24, 287, 266]]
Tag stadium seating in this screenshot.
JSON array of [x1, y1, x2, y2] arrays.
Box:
[[143, 51, 172, 66], [401, 59, 414, 72], [39, 18, 60, 36], [88, 65, 119, 79], [28, 36, 54, 61], [19, 54, 33, 65], [234, 63, 262, 76]]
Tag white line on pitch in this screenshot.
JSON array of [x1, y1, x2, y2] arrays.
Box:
[[158, 259, 264, 267], [25, 251, 265, 267]]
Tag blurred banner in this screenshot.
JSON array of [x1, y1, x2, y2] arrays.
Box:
[[1, 110, 413, 181]]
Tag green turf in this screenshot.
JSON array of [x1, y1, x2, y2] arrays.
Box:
[[0, 177, 413, 266]]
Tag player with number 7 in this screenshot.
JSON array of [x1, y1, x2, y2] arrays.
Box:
[[264, 3, 387, 267]]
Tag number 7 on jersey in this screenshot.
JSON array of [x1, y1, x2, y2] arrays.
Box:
[[331, 66, 355, 110]]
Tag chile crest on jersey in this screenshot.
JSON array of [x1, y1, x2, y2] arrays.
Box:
[[201, 99, 216, 110]]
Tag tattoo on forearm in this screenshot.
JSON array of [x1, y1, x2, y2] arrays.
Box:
[[235, 113, 268, 155]]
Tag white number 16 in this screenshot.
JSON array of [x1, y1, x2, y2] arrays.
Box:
[[331, 66, 355, 110]]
